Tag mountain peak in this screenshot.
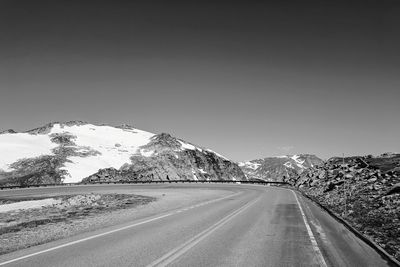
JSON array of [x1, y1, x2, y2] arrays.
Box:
[[0, 129, 17, 134], [0, 121, 245, 185], [240, 154, 323, 181], [115, 124, 135, 130], [25, 121, 89, 135]]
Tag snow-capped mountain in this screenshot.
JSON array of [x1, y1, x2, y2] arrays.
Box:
[[0, 121, 245, 185], [239, 154, 323, 181]]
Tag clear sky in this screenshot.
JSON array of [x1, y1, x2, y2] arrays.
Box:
[[1, 0, 399, 161]]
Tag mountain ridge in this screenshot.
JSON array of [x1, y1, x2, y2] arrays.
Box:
[[239, 154, 323, 181], [0, 121, 246, 185]]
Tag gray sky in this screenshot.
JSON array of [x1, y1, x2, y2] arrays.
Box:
[[1, 0, 399, 161]]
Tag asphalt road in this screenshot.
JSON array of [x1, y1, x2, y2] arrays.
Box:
[[0, 184, 396, 267]]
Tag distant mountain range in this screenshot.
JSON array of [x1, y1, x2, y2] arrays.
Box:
[[239, 154, 323, 181], [0, 121, 245, 186]]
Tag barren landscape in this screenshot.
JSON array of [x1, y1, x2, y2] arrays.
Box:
[[1, 0, 399, 265]]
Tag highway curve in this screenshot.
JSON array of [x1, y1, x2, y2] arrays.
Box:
[[0, 184, 396, 267]]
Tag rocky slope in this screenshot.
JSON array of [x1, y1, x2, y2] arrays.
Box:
[[0, 121, 245, 186], [289, 153, 400, 261], [239, 154, 323, 181]]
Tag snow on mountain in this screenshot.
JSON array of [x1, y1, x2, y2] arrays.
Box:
[[50, 124, 155, 182], [239, 154, 323, 182], [178, 140, 198, 151], [0, 133, 57, 171], [0, 121, 245, 185], [0, 123, 155, 183], [238, 161, 261, 170], [205, 149, 229, 160], [283, 161, 294, 168]]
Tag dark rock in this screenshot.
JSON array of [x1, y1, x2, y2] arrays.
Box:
[[0, 129, 17, 134], [385, 184, 400, 196], [288, 153, 400, 261], [84, 146, 245, 182], [115, 124, 135, 130], [26, 121, 88, 135]]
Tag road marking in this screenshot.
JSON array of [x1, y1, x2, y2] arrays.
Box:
[[0, 192, 240, 266], [147, 198, 259, 267], [302, 201, 329, 244], [292, 191, 328, 267]]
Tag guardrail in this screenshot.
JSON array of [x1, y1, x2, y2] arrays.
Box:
[[0, 180, 289, 190]]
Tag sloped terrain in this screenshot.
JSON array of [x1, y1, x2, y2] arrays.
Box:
[[289, 153, 400, 261], [0, 121, 245, 186], [239, 154, 323, 181], [83, 133, 244, 183]]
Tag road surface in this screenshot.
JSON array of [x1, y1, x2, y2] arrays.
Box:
[[0, 184, 396, 266]]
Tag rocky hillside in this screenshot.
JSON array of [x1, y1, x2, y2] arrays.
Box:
[[239, 154, 323, 181], [289, 153, 400, 261], [0, 121, 246, 186]]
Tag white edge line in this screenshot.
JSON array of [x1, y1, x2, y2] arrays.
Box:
[[291, 190, 328, 267], [0, 192, 240, 266]]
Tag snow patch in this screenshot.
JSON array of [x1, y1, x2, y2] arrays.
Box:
[[198, 168, 207, 174], [296, 163, 306, 169], [140, 149, 154, 157], [291, 155, 305, 165], [240, 161, 261, 170], [291, 155, 299, 160], [0, 198, 62, 213], [206, 149, 229, 160], [0, 133, 57, 171], [50, 124, 155, 183], [178, 140, 198, 151], [284, 161, 294, 169], [290, 154, 306, 169], [191, 168, 198, 180]]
